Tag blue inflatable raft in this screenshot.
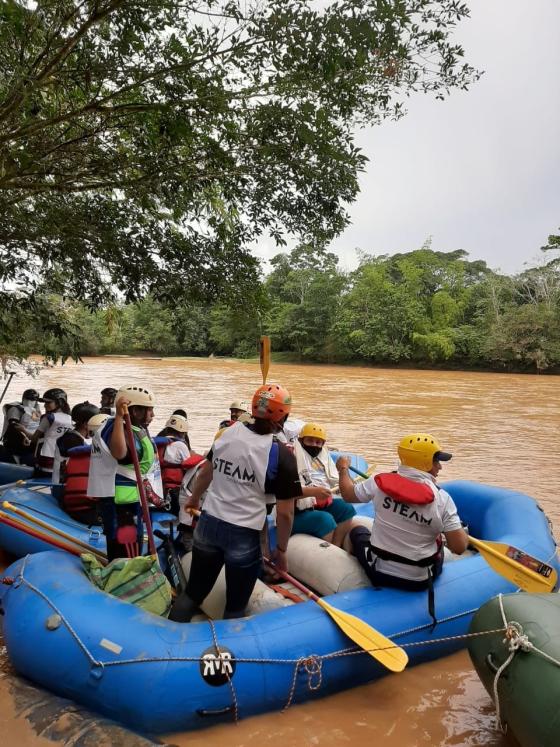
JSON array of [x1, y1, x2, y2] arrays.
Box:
[[0, 481, 557, 734], [0, 461, 34, 485]]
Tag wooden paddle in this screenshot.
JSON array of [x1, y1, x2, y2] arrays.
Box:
[[2, 500, 107, 560], [264, 557, 408, 672], [341, 464, 557, 593], [121, 404, 158, 559], [259, 335, 271, 384]]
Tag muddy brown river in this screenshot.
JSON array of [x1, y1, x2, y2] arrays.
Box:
[[2, 356, 559, 746]]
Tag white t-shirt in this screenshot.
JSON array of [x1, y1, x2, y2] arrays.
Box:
[[354, 465, 462, 581], [164, 440, 190, 464]]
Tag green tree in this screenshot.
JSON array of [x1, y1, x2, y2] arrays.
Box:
[[0, 1, 479, 362]]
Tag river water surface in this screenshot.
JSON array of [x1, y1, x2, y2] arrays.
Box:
[[1, 356, 559, 746]]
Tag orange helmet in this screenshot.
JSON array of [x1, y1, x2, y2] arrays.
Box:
[[251, 384, 292, 423]]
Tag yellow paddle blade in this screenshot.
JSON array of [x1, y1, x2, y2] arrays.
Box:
[[259, 335, 271, 384], [316, 598, 408, 672], [469, 537, 557, 593]]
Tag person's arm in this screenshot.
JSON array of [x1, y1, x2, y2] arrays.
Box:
[[441, 491, 469, 554], [336, 456, 359, 502], [273, 499, 294, 572], [184, 459, 213, 511], [109, 397, 130, 460], [444, 528, 469, 554], [26, 414, 50, 446]]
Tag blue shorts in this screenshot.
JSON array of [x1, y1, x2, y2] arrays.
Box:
[[292, 498, 356, 538]]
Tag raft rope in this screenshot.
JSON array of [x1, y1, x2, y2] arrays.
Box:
[[492, 593, 560, 733], [1, 561, 515, 723]]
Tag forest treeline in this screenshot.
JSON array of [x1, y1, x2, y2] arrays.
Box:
[[60, 240, 560, 374]]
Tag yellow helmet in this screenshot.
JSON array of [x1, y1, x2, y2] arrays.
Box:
[[299, 423, 327, 442], [397, 433, 452, 472], [116, 385, 156, 408]]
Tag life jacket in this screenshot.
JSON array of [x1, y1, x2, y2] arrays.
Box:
[[294, 440, 337, 511], [36, 412, 73, 472], [155, 437, 191, 494], [60, 444, 100, 521], [369, 472, 443, 629], [1, 401, 41, 450], [86, 419, 163, 504]]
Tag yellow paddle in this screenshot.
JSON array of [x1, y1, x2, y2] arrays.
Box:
[[264, 557, 408, 672], [259, 335, 271, 384], [468, 536, 557, 593]]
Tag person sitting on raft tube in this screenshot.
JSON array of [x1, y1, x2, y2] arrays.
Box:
[[292, 423, 357, 548], [1, 388, 42, 465], [86, 385, 163, 561], [52, 401, 100, 483], [169, 384, 331, 622], [218, 400, 249, 429], [336, 433, 469, 627], [18, 388, 73, 477]]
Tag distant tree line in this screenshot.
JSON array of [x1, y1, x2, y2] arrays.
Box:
[[51, 234, 560, 374]]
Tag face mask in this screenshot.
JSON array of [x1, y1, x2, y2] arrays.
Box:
[[302, 444, 322, 459]]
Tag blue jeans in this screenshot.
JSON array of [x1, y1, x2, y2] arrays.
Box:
[[185, 511, 262, 618]]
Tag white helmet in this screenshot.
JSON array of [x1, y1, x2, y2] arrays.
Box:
[[87, 413, 110, 434], [165, 414, 188, 433], [116, 385, 156, 408], [230, 400, 248, 412]]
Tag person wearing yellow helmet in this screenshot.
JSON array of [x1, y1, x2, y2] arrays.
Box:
[[336, 432, 468, 627], [292, 422, 357, 547], [86, 385, 163, 561]]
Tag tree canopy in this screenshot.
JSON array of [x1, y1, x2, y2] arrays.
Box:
[[1, 0, 479, 309]]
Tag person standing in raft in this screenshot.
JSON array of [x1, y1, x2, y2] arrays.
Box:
[[87, 385, 163, 561], [336, 433, 468, 627], [169, 383, 332, 622], [18, 388, 73, 477], [292, 422, 357, 547]]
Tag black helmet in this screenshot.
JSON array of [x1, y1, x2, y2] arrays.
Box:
[[101, 387, 117, 397], [71, 401, 100, 425], [22, 389, 40, 401], [40, 388, 68, 404]]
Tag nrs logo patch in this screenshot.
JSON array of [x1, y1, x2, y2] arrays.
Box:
[[199, 645, 236, 686]]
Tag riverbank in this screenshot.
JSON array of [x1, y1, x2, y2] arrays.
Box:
[[99, 351, 560, 375]]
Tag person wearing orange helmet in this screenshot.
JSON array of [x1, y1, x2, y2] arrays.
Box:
[[169, 383, 331, 622]]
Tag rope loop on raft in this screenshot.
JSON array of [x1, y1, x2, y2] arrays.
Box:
[[284, 655, 323, 711]]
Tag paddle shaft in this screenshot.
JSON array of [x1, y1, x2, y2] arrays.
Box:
[[0, 510, 91, 558], [259, 336, 271, 385], [2, 501, 106, 559], [263, 556, 319, 601], [121, 406, 158, 558], [0, 372, 15, 406]]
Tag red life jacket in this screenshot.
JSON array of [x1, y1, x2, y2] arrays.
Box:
[[156, 437, 200, 494], [374, 472, 435, 505], [60, 445, 98, 520]]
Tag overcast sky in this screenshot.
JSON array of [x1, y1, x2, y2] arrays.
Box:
[[256, 1, 560, 276]]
